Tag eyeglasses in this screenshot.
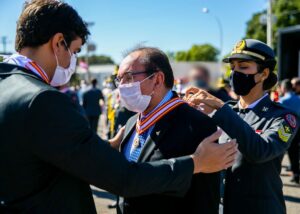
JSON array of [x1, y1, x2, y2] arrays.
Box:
[[114, 71, 151, 87]]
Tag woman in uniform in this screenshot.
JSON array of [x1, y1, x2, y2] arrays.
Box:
[[185, 39, 299, 214]]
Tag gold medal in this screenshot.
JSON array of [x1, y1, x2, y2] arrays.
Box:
[[133, 137, 140, 148]]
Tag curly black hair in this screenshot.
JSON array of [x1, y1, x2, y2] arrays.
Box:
[[15, 0, 90, 51]]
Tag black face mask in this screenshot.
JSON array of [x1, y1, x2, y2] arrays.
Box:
[[230, 70, 258, 96]]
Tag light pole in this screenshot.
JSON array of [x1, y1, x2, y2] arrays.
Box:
[[202, 7, 223, 60], [267, 0, 272, 48]]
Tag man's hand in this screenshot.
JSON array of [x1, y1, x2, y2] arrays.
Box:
[[183, 87, 225, 114], [108, 126, 125, 149], [191, 129, 237, 173]]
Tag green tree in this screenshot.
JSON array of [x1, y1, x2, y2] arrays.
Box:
[[78, 54, 114, 65], [245, 11, 267, 43], [174, 44, 219, 62], [175, 51, 189, 61], [188, 44, 219, 61], [245, 0, 300, 48]]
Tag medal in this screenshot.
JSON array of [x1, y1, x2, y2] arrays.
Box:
[[133, 136, 140, 148]]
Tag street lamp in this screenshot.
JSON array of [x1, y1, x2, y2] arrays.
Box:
[[202, 7, 223, 60]]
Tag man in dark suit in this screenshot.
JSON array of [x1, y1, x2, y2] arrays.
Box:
[[0, 1, 237, 213], [83, 78, 105, 132], [116, 47, 220, 214]]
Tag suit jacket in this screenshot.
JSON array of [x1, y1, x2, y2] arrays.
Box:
[[212, 97, 299, 214], [83, 87, 104, 116], [0, 63, 194, 213], [118, 93, 220, 214]]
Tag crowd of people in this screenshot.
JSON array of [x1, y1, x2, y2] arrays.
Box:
[[1, 1, 300, 214]]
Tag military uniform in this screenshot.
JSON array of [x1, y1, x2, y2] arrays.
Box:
[[211, 95, 299, 214], [216, 39, 300, 214]]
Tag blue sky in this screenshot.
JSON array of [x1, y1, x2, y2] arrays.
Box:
[[0, 0, 267, 63]]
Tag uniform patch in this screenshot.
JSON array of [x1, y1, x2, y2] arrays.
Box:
[[285, 114, 297, 128], [278, 124, 292, 143]]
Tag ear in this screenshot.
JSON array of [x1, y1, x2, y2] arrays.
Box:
[[156, 71, 165, 87], [261, 68, 270, 81], [51, 33, 65, 54]]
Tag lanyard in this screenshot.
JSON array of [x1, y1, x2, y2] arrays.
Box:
[[4, 53, 50, 84]]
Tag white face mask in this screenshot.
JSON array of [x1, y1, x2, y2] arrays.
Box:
[[50, 41, 77, 87], [118, 74, 154, 113]]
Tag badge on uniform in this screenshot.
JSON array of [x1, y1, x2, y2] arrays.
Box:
[[278, 123, 292, 143], [285, 114, 297, 128]]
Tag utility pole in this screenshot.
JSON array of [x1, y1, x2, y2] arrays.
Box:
[[267, 0, 272, 48]]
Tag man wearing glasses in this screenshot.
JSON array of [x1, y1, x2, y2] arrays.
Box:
[[116, 47, 226, 214], [0, 1, 237, 213]]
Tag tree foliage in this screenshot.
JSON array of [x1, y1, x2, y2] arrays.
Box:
[[245, 0, 300, 47], [78, 54, 114, 65], [174, 44, 219, 62]]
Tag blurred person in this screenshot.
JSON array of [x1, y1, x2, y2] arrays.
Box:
[[185, 39, 299, 214], [83, 78, 105, 132], [58, 83, 86, 116], [216, 77, 238, 101], [270, 83, 281, 102], [291, 77, 300, 90], [279, 79, 300, 183], [0, 1, 237, 213], [188, 65, 232, 102], [293, 78, 300, 95], [115, 47, 222, 214], [77, 79, 88, 104]]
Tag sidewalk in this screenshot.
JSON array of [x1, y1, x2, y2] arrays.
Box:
[[93, 154, 300, 214]]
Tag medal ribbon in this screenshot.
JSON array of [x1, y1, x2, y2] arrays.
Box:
[[136, 97, 185, 135]]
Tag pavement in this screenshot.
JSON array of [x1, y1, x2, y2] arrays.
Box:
[[92, 154, 300, 214]]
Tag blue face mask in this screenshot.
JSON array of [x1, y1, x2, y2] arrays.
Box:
[[230, 70, 258, 96]]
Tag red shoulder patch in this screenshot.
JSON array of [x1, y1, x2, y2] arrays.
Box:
[[285, 114, 297, 128]]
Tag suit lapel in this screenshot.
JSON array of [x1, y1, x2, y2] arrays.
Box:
[[120, 114, 138, 152], [137, 103, 178, 162]]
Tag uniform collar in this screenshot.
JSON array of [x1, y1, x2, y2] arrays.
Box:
[[233, 94, 271, 113], [238, 93, 269, 109]]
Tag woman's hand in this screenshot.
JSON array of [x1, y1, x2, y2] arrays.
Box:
[[183, 87, 225, 115]]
